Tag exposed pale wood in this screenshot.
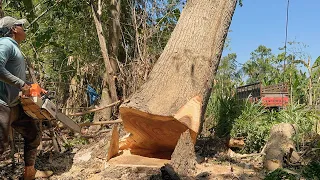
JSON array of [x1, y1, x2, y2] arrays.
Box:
[[174, 96, 202, 136], [228, 137, 245, 148], [119, 97, 202, 153], [79, 119, 122, 127], [119, 0, 237, 158], [108, 150, 170, 168], [107, 125, 120, 161]]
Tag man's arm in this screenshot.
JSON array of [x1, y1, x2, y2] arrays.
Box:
[[0, 44, 25, 89]]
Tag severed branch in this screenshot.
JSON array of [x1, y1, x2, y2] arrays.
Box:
[[79, 119, 122, 127], [26, 2, 59, 30], [67, 100, 128, 116], [81, 129, 112, 138]]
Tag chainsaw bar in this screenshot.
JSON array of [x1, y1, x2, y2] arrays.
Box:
[[56, 112, 81, 133], [42, 99, 81, 133]]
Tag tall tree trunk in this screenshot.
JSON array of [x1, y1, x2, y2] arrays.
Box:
[[22, 0, 36, 19], [308, 57, 313, 105], [22, 0, 38, 31], [90, 0, 119, 131], [0, 0, 4, 18], [108, 0, 121, 73], [119, 0, 237, 157], [90, 0, 118, 102]]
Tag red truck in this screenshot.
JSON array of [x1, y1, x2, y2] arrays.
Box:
[[236, 82, 290, 109]]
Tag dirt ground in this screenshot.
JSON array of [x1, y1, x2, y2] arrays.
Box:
[[0, 126, 267, 180]]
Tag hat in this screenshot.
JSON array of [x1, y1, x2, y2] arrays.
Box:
[[0, 16, 27, 29]]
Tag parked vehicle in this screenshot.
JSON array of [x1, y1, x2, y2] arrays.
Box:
[[236, 82, 290, 109]]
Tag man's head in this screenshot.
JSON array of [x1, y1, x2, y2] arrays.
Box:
[[0, 16, 27, 43]]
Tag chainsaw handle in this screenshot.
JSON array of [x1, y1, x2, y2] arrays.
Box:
[[41, 91, 56, 100]]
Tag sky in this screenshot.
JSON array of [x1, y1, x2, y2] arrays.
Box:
[[223, 0, 319, 66]]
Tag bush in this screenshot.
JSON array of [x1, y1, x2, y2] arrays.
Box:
[[230, 100, 277, 153], [206, 91, 318, 154], [206, 95, 243, 138]]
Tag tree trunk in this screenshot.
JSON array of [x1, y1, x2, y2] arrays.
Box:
[[90, 0, 119, 132], [308, 57, 312, 105], [90, 0, 118, 102], [108, 0, 121, 73], [0, 0, 4, 18], [22, 0, 38, 31], [119, 0, 237, 156]]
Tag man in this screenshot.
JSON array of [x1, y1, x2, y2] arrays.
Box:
[[0, 16, 52, 179]]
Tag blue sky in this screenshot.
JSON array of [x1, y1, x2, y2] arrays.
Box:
[[223, 0, 319, 66]]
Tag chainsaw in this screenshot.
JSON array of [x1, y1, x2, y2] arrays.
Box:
[[19, 83, 81, 133]]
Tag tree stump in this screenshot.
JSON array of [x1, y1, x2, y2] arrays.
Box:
[[264, 123, 297, 171]]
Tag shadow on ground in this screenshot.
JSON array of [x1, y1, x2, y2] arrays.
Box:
[[0, 150, 75, 179]]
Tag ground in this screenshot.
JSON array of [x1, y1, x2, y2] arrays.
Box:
[[0, 125, 267, 180]]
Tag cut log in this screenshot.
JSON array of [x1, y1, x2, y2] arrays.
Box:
[[228, 137, 245, 148], [107, 125, 120, 161], [119, 0, 237, 158], [264, 123, 297, 171]]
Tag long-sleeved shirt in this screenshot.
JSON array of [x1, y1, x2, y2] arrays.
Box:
[[0, 37, 26, 107]]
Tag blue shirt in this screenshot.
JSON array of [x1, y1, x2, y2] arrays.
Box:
[[0, 37, 26, 107]]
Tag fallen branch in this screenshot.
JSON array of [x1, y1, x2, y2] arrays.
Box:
[[227, 149, 265, 159], [79, 119, 122, 127], [68, 100, 128, 116], [81, 129, 111, 138]]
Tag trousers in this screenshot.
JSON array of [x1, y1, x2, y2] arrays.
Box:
[[0, 104, 41, 166]]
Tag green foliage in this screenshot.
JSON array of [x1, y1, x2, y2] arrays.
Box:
[[276, 104, 316, 150], [264, 161, 320, 180], [63, 137, 89, 150], [229, 102, 318, 153], [241, 45, 280, 86], [239, 0, 243, 7], [206, 94, 243, 138], [209, 48, 319, 153], [302, 161, 320, 179], [205, 52, 244, 137], [264, 169, 299, 180], [230, 100, 275, 153]]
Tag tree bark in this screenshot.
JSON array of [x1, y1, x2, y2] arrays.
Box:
[[90, 0, 119, 132], [108, 0, 121, 73], [90, 1, 118, 102], [119, 0, 237, 156], [0, 0, 4, 18]]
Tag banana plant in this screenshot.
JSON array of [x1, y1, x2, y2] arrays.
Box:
[[293, 56, 320, 105]]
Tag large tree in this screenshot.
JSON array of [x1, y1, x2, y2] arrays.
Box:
[[119, 0, 238, 157]]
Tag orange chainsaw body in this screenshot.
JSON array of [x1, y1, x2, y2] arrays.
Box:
[[20, 83, 81, 133], [20, 83, 54, 120]]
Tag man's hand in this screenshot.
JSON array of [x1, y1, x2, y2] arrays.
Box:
[[21, 83, 31, 97], [41, 88, 47, 95]]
